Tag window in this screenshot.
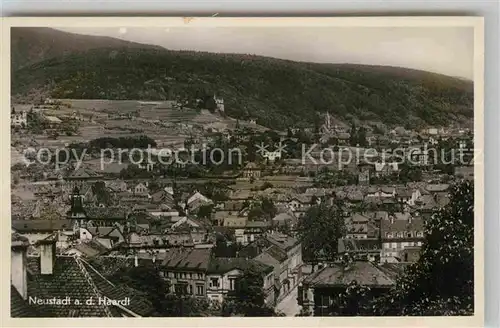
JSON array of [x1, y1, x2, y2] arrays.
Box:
[[174, 272, 178, 279], [210, 278, 220, 288], [196, 285, 204, 296], [198, 273, 203, 280], [175, 283, 188, 295], [416, 231, 423, 237], [189, 285, 193, 295], [229, 278, 236, 291], [406, 232, 412, 238]]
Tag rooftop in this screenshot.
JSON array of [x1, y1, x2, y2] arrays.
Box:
[[303, 261, 396, 288]]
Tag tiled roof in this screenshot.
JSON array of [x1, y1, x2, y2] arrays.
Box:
[[396, 187, 413, 198], [80, 259, 154, 317], [415, 194, 438, 210], [207, 257, 273, 275], [69, 240, 110, 258], [66, 167, 102, 179], [380, 214, 424, 236], [338, 238, 381, 253], [84, 207, 128, 220], [245, 220, 271, 228], [11, 285, 39, 317], [425, 184, 450, 192], [12, 219, 74, 233], [160, 248, 212, 271], [262, 245, 287, 263], [253, 251, 280, 268], [23, 255, 153, 317], [303, 261, 395, 287], [271, 212, 297, 224], [265, 232, 300, 251]]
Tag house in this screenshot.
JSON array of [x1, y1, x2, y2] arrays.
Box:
[[380, 213, 424, 263], [159, 248, 212, 297], [65, 167, 103, 185], [243, 220, 271, 245], [67, 187, 129, 228], [43, 115, 63, 127], [365, 186, 396, 198], [241, 162, 261, 180], [344, 213, 378, 239], [271, 212, 297, 231], [11, 109, 28, 127], [64, 239, 110, 258], [223, 215, 248, 229], [132, 182, 149, 196], [399, 245, 422, 263], [206, 257, 275, 305], [78, 225, 126, 247], [10, 234, 154, 317], [395, 187, 421, 206], [299, 260, 397, 316], [374, 162, 399, 177], [262, 150, 282, 162], [425, 183, 450, 195], [454, 166, 474, 181], [11, 219, 75, 250], [105, 180, 128, 193], [337, 238, 381, 262], [244, 232, 303, 301], [214, 95, 225, 113]]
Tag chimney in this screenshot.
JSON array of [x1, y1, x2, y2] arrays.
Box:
[[39, 237, 57, 275], [11, 236, 29, 300]]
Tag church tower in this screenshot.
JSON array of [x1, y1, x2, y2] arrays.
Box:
[[67, 186, 87, 228]]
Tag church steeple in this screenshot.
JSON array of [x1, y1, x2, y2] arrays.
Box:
[[67, 186, 86, 219]]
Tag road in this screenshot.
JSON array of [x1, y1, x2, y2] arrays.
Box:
[[275, 284, 301, 316]]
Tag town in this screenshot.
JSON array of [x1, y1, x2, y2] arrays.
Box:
[[10, 95, 474, 317]]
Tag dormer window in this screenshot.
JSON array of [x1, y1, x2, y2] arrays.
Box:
[[416, 231, 423, 238]]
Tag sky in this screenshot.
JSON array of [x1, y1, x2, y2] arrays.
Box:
[[57, 26, 474, 80]]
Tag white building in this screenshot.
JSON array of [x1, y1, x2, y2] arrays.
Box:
[[11, 110, 28, 127]]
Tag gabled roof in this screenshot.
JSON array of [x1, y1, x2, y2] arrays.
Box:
[[66, 167, 102, 179], [84, 207, 128, 220], [265, 232, 300, 251], [12, 219, 74, 233], [303, 261, 395, 288], [20, 255, 153, 317], [207, 257, 273, 275], [11, 285, 39, 317], [425, 184, 450, 192], [380, 214, 424, 235], [160, 248, 212, 271]]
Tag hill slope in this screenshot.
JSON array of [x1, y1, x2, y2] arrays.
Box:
[[11, 27, 162, 70], [11, 29, 473, 130]]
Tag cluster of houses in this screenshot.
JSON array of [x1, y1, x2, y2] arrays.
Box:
[[10, 103, 474, 317]]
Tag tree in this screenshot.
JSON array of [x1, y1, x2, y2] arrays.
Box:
[[297, 201, 347, 267], [197, 204, 214, 219], [110, 265, 167, 315], [92, 181, 113, 206], [372, 181, 474, 315], [328, 279, 373, 316], [223, 267, 275, 317]]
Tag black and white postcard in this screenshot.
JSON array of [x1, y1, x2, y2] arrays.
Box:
[[2, 17, 484, 327]]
